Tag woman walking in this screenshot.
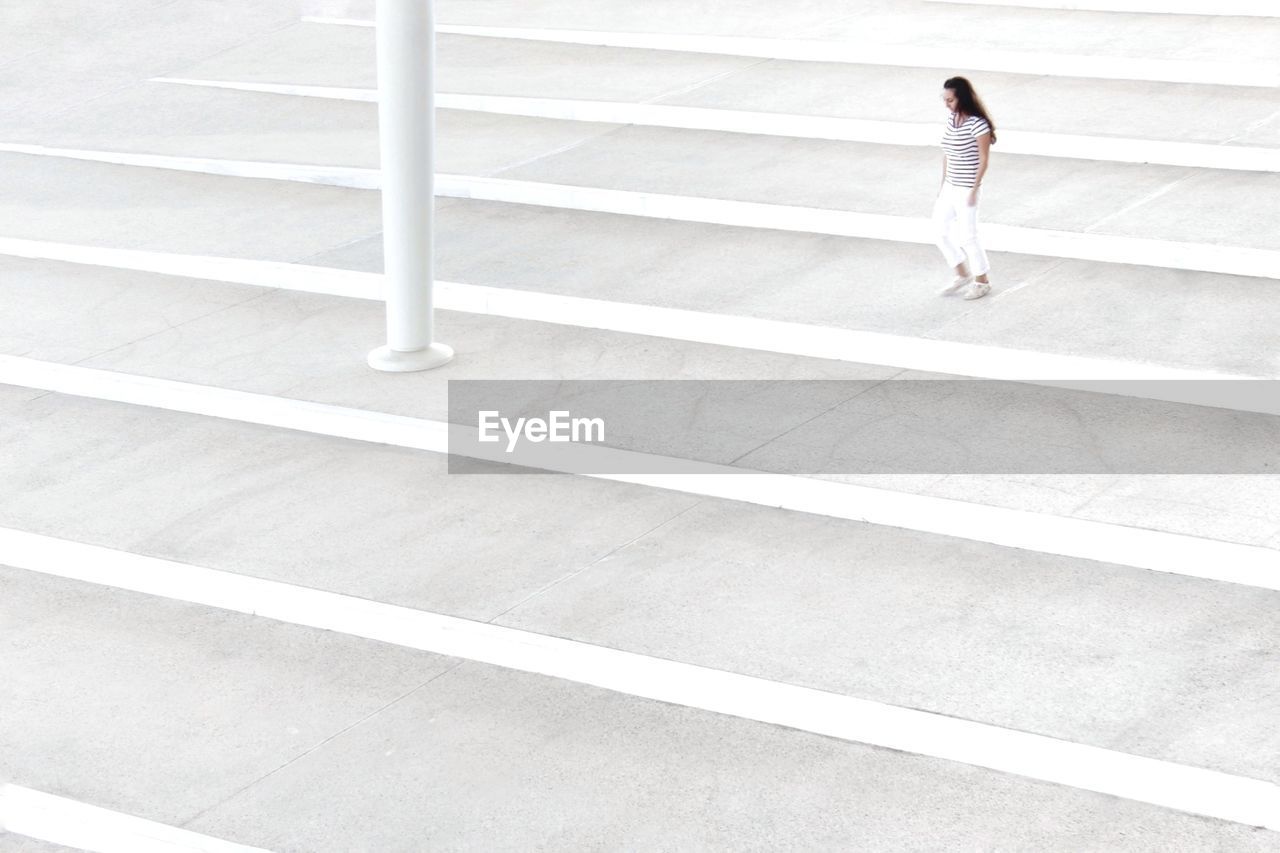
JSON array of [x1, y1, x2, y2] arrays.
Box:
[[935, 76, 996, 300]]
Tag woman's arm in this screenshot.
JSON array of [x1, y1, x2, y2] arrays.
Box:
[[941, 153, 948, 189], [969, 133, 991, 205]]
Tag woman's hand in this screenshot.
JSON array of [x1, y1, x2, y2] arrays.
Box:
[[967, 187, 979, 207]]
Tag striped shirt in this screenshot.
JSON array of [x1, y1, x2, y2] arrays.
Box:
[[941, 114, 991, 188]]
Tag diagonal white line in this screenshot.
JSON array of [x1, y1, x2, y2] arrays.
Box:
[[0, 354, 1277, 589], [0, 142, 380, 188], [0, 784, 271, 853], [2, 144, 1277, 280], [1, 528, 1278, 832], [153, 77, 378, 102]]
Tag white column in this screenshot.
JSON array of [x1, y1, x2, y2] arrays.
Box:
[[367, 0, 454, 372]]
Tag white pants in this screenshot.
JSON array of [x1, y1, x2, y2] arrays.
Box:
[[933, 182, 990, 276]]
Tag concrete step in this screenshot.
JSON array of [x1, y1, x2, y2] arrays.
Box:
[[3, 258, 1279, 550], [0, 564, 452, 839], [312, 1, 1280, 83], [2, 388, 1279, 781], [8, 83, 1278, 256], [0, 0, 302, 125], [6, 566, 1277, 849], [7, 137, 1269, 373], [11, 141, 1275, 279], [0, 152, 381, 263], [9, 1, 1280, 848], [343, 199, 1280, 379], [478, 122, 1280, 254], [423, 23, 1280, 88], [144, 79, 1280, 173], [3, 83, 626, 177], [166, 23, 1280, 147], [1, 146, 1271, 378]]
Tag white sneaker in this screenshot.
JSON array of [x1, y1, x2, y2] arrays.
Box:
[[940, 274, 973, 296], [962, 281, 992, 300]]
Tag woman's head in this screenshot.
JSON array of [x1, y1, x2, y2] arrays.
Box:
[[942, 76, 997, 143]]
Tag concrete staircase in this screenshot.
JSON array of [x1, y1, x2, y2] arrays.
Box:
[[2, 1, 1279, 849]]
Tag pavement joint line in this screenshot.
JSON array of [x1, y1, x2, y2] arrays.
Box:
[[485, 502, 704, 623], [300, 15, 371, 27], [1, 354, 1278, 589], [146, 15, 305, 85], [1057, 480, 1123, 518], [0, 0, 183, 77], [0, 237, 1268, 391], [983, 256, 1075, 306], [148, 79, 1280, 173], [2, 526, 1279, 832], [1222, 107, 1280, 146], [923, 0, 1280, 15], [176, 661, 467, 831], [637, 58, 774, 106], [7, 13, 301, 129], [789, 11, 866, 38], [485, 123, 630, 179], [0, 783, 270, 853], [1082, 173, 1203, 234], [725, 377, 899, 466], [4, 143, 1278, 280], [402, 24, 1280, 88], [66, 287, 279, 372]]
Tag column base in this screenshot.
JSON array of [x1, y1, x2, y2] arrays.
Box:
[[367, 342, 455, 373]]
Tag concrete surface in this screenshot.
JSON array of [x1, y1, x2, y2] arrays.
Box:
[[812, 2, 1280, 62], [5, 567, 1275, 850], [436, 0, 873, 39], [1070, 477, 1280, 545], [1099, 169, 1280, 250], [409, 0, 1280, 66], [0, 836, 83, 853], [1, 566, 455, 828], [328, 201, 1280, 377], [0, 154, 381, 263], [189, 664, 1280, 852], [0, 256, 265, 364], [0, 393, 701, 623], [2, 390, 1279, 788], [493, 124, 1280, 249], [668, 61, 1280, 145], [163, 23, 1280, 146], [0, 0, 302, 124], [175, 25, 764, 104], [932, 258, 1280, 377], [5, 258, 1280, 547], [496, 498, 1280, 781], [5, 82, 627, 177], [4, 0, 1280, 848]]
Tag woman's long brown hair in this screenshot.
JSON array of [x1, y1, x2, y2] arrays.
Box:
[[944, 76, 997, 144]]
